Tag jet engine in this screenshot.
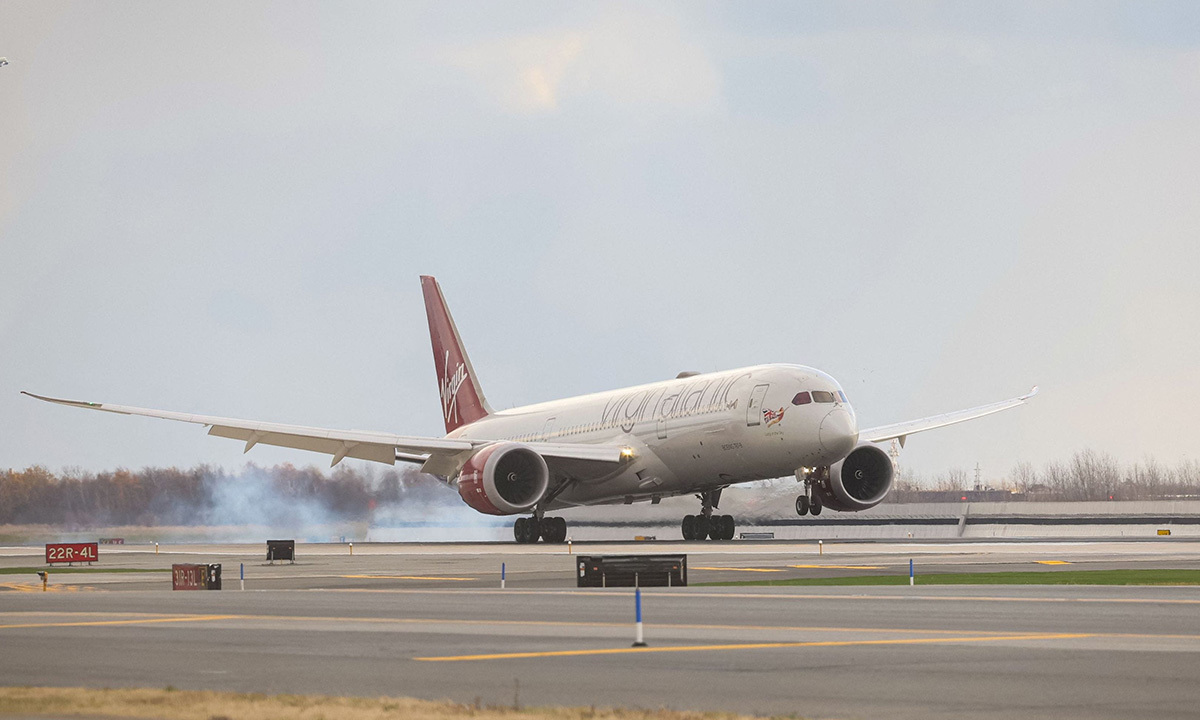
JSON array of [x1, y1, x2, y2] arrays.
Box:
[[456, 442, 549, 515], [818, 443, 894, 511]]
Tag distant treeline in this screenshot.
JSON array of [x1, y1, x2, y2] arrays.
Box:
[[890, 450, 1200, 502], [5, 450, 1200, 527], [0, 463, 453, 527]]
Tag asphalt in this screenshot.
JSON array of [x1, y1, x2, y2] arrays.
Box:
[[2, 540, 1200, 719]]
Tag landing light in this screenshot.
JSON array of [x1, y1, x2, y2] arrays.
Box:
[[620, 447, 636, 459]]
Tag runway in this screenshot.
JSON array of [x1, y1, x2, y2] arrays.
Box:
[[2, 540, 1200, 719]]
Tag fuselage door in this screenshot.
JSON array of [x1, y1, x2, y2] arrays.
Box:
[[747, 384, 769, 426], [656, 417, 667, 440], [542, 416, 557, 441]]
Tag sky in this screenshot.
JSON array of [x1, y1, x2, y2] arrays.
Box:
[[2, 1, 1199, 485]]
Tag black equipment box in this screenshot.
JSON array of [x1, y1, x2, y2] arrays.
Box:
[[576, 555, 686, 587], [266, 539, 295, 563], [205, 563, 222, 590]]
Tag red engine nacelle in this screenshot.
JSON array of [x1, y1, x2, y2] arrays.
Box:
[[456, 442, 550, 516], [814, 443, 895, 512]]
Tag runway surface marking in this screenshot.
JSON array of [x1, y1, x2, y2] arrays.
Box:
[[0, 582, 93, 593], [9, 612, 1200, 651], [339, 574, 476, 581], [0, 615, 239, 630], [1036, 561, 1072, 565], [691, 566, 785, 573], [0, 612, 1039, 637], [414, 632, 1095, 662], [289, 587, 1200, 605], [788, 564, 885, 570]]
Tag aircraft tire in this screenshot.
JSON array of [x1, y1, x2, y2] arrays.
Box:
[[721, 515, 736, 540], [545, 517, 567, 543], [694, 514, 711, 541], [515, 516, 542, 543], [682, 515, 696, 540], [810, 497, 823, 516], [795, 496, 809, 516]]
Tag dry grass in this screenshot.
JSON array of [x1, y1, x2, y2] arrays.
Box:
[[0, 687, 792, 720]]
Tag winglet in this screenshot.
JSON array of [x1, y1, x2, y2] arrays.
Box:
[[21, 391, 111, 411], [1021, 385, 1040, 401]]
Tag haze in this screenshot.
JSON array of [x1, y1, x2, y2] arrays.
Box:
[[2, 2, 1198, 483]]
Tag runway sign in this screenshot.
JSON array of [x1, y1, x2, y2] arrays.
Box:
[[45, 542, 98, 565], [172, 564, 205, 590], [267, 539, 295, 563], [172, 563, 222, 591], [577, 555, 687, 587], [98, 537, 125, 544]]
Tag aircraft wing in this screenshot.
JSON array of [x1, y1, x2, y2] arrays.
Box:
[[859, 386, 1038, 447], [20, 392, 627, 470]]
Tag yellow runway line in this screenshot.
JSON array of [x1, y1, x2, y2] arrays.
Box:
[[0, 611, 1025, 638], [692, 567, 785, 573], [0, 615, 239, 631], [340, 575, 476, 581], [1035, 561, 1072, 565], [0, 582, 92, 593], [788, 565, 885, 570], [232, 615, 1019, 637], [415, 632, 1095, 662]]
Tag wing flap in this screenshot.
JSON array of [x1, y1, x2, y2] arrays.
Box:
[[206, 425, 400, 465]]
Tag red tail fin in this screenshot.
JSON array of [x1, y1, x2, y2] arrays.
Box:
[[421, 276, 492, 433]]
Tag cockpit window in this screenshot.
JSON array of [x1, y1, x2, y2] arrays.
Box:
[[791, 391, 811, 405], [811, 390, 836, 403], [837, 391, 848, 403]]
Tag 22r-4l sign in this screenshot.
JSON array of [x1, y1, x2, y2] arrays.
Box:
[[45, 542, 98, 564]]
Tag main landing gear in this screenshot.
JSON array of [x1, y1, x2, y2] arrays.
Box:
[[682, 489, 736, 541], [513, 515, 568, 544]]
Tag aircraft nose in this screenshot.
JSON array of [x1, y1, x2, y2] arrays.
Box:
[[819, 408, 859, 458]]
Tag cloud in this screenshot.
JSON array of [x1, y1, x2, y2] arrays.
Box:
[[444, 8, 720, 115]]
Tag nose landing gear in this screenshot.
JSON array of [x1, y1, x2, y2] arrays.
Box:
[[795, 468, 824, 516], [681, 489, 736, 540]]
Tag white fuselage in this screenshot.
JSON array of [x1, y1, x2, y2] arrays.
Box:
[[447, 364, 860, 509]]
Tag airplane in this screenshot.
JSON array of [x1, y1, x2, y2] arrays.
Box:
[[24, 276, 1037, 543]]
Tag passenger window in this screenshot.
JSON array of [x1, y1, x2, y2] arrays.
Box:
[[791, 392, 811, 405], [812, 390, 836, 403]]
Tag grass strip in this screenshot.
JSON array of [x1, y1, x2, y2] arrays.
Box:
[[697, 568, 1200, 587], [0, 567, 170, 575], [0, 686, 780, 720]]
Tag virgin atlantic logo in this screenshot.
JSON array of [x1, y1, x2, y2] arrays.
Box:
[[440, 350, 469, 424]]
